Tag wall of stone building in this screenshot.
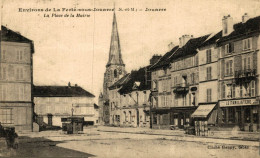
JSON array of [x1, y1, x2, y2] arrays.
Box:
[[0, 41, 33, 132], [199, 45, 218, 65], [34, 96, 95, 126], [170, 67, 199, 107]]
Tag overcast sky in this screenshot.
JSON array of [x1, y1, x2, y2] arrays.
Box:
[[1, 0, 260, 103]]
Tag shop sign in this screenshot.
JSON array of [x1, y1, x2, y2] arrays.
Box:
[[219, 99, 259, 107]]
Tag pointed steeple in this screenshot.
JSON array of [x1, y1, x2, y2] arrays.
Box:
[[106, 10, 124, 67]]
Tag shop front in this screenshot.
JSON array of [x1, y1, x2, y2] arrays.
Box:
[[191, 103, 218, 136], [219, 98, 259, 132], [170, 107, 197, 129]]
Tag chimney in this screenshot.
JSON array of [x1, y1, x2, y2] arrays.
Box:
[[179, 35, 193, 48], [150, 54, 162, 65], [68, 82, 71, 87], [242, 13, 249, 23], [222, 14, 234, 36], [168, 42, 175, 51]]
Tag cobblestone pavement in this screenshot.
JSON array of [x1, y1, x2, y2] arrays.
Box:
[[1, 126, 259, 158]]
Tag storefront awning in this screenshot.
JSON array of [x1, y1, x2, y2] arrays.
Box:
[[191, 104, 216, 118]]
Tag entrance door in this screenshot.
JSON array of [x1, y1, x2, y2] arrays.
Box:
[[47, 114, 53, 126], [136, 109, 139, 127]]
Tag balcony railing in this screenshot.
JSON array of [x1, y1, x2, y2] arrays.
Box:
[[234, 69, 256, 84], [235, 69, 256, 79]]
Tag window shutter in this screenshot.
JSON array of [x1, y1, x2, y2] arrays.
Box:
[[253, 52, 257, 70], [249, 38, 252, 49], [221, 59, 224, 79], [230, 43, 234, 52], [209, 67, 212, 79]]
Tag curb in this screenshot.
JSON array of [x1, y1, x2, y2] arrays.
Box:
[[98, 129, 259, 143]]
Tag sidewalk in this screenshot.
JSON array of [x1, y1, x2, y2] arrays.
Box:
[[97, 126, 260, 146]]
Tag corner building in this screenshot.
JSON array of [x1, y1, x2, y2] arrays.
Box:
[[0, 26, 34, 132], [217, 14, 260, 132]]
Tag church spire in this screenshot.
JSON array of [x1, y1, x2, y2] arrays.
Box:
[[106, 10, 124, 67]]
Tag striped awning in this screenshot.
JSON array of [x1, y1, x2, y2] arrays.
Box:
[[191, 104, 216, 118]]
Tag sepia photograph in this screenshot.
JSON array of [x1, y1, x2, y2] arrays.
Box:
[[0, 0, 260, 157]]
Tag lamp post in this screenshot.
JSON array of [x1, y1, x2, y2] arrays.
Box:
[[71, 107, 74, 117]]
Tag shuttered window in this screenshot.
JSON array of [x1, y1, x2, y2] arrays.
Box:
[[207, 89, 212, 102]]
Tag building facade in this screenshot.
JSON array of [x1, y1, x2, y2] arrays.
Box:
[[109, 66, 152, 128], [99, 11, 126, 125], [217, 14, 260, 132], [150, 35, 210, 129], [0, 26, 34, 132], [33, 84, 96, 127]]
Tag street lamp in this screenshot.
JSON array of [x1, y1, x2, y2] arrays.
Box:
[[71, 107, 74, 116]]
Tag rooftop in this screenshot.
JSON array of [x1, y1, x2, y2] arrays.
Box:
[[33, 85, 95, 97]]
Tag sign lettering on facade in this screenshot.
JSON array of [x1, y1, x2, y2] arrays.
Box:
[[219, 99, 259, 107]]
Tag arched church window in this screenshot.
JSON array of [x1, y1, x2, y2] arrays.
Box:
[[114, 69, 118, 78]]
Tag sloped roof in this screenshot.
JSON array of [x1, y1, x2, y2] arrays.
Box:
[[1, 25, 35, 53], [118, 66, 151, 94], [169, 34, 210, 61], [151, 34, 210, 71], [217, 15, 260, 43], [33, 86, 95, 97], [1, 25, 32, 43], [109, 73, 131, 90], [150, 46, 179, 70], [199, 31, 222, 48]]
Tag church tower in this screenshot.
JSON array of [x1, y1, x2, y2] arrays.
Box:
[[103, 11, 126, 100]]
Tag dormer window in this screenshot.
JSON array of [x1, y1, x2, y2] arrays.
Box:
[[225, 43, 234, 54], [242, 38, 252, 50]]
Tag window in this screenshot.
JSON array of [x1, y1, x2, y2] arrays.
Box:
[[183, 95, 186, 106], [16, 68, 24, 80], [240, 83, 243, 97], [114, 69, 117, 78], [249, 80, 255, 97], [124, 111, 127, 122], [242, 38, 252, 50], [232, 85, 236, 98], [206, 49, 212, 63], [206, 67, 212, 80], [190, 73, 195, 84], [247, 57, 251, 70], [225, 43, 234, 54], [0, 108, 13, 124], [174, 76, 177, 86], [143, 92, 147, 104], [195, 55, 199, 66], [225, 60, 233, 76], [164, 96, 168, 107], [243, 58, 247, 71], [16, 50, 23, 61], [222, 84, 226, 99], [129, 111, 132, 122], [207, 89, 212, 102]]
